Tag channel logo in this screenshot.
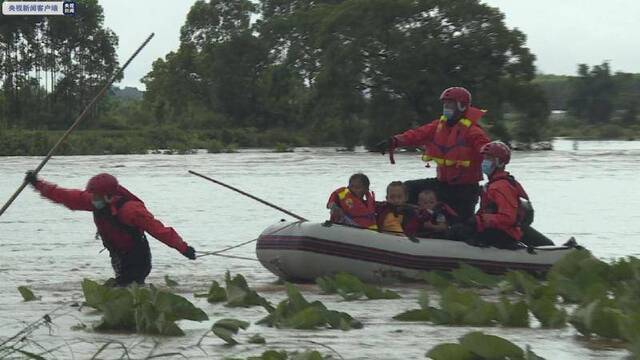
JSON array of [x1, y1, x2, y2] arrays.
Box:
[[2, 1, 76, 16]]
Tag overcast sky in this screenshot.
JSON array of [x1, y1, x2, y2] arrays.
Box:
[[99, 0, 640, 89]]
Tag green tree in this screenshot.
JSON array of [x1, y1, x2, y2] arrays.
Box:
[[567, 62, 616, 123], [0, 0, 119, 130]]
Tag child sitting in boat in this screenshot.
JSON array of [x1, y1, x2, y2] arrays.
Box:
[[327, 173, 378, 229], [375, 181, 418, 236], [415, 189, 458, 238]]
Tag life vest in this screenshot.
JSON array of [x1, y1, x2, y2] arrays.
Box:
[[382, 213, 404, 234], [479, 171, 531, 240], [489, 175, 534, 227], [334, 187, 378, 230], [93, 197, 146, 254], [375, 202, 417, 235], [422, 107, 486, 185]]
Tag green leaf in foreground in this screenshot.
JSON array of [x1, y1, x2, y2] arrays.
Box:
[[427, 332, 545, 360], [248, 334, 266, 344], [422, 271, 453, 289], [459, 331, 524, 359], [164, 274, 179, 287], [393, 309, 431, 322], [238, 350, 330, 360], [569, 299, 625, 339], [258, 283, 362, 330], [18, 286, 37, 301], [289, 351, 328, 360], [426, 343, 474, 360], [81, 279, 208, 335], [194, 280, 227, 303], [212, 318, 250, 345], [495, 298, 529, 327], [525, 345, 547, 360], [439, 287, 496, 326], [225, 272, 273, 311], [452, 263, 502, 288], [529, 296, 567, 328], [316, 272, 400, 300]]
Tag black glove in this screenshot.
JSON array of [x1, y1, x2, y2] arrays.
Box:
[[24, 170, 38, 185], [465, 216, 477, 228], [374, 137, 398, 155], [182, 246, 196, 260]]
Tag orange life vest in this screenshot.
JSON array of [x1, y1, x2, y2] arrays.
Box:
[[422, 107, 486, 185], [331, 187, 378, 230]]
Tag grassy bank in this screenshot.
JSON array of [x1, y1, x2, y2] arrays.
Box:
[[3, 120, 640, 157], [0, 127, 318, 156]]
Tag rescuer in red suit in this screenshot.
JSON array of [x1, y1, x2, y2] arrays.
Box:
[[25, 171, 196, 286]]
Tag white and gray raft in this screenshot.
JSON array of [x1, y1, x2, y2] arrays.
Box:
[[256, 220, 578, 283]]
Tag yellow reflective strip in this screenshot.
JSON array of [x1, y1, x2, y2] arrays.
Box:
[[459, 118, 472, 127], [338, 188, 350, 200], [426, 158, 473, 167]]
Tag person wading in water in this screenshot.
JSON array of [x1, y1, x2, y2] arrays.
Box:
[[25, 171, 196, 286]]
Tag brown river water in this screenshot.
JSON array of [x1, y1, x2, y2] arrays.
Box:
[[1, 139, 638, 359]]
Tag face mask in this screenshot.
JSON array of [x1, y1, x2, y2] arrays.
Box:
[[92, 199, 106, 209], [481, 159, 495, 176], [443, 107, 455, 120]]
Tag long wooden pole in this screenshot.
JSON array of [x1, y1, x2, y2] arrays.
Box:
[[0, 33, 155, 217], [188, 170, 308, 222]]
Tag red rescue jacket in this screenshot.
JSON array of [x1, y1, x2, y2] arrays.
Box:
[[476, 170, 526, 240], [327, 187, 377, 229], [33, 180, 188, 254], [396, 107, 490, 185]]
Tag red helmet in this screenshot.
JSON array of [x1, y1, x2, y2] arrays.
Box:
[[480, 141, 511, 165], [440, 87, 472, 107], [86, 173, 119, 195]]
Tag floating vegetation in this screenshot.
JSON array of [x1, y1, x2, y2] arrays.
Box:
[[196, 280, 227, 303], [394, 286, 528, 327], [316, 272, 401, 301], [400, 250, 640, 356], [81, 279, 208, 335], [17, 286, 38, 302], [211, 318, 250, 345], [258, 283, 362, 330], [224, 349, 333, 360], [451, 264, 503, 288], [196, 272, 273, 311], [225, 272, 273, 310], [164, 274, 179, 287], [248, 334, 266, 344], [426, 331, 545, 360]]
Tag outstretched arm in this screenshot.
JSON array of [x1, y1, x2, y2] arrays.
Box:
[[395, 121, 438, 147], [120, 202, 189, 254], [32, 179, 94, 211]]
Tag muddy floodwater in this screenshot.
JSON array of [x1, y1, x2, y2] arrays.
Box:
[[1, 139, 639, 359]]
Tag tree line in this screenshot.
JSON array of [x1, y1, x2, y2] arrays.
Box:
[[1, 0, 639, 156], [0, 0, 119, 130]]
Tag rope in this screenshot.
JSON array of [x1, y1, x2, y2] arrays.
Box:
[[199, 253, 260, 262], [195, 238, 257, 258]]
